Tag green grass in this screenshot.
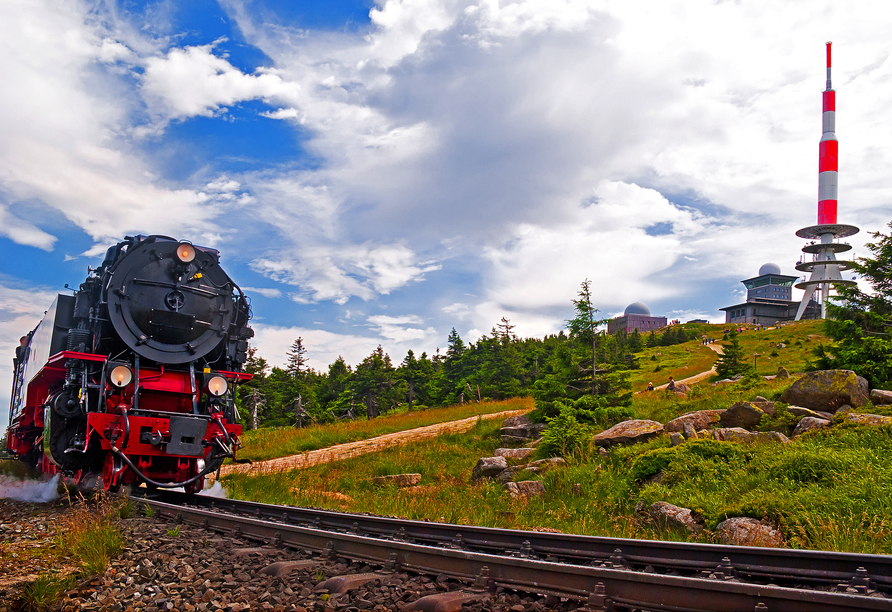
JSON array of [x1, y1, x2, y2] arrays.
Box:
[[224, 319, 886, 553], [225, 419, 892, 553], [631, 343, 718, 391], [237, 397, 532, 462], [224, 418, 655, 538], [631, 319, 829, 392], [17, 493, 127, 611]]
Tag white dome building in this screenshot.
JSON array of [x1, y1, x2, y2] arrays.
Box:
[[607, 302, 667, 334]]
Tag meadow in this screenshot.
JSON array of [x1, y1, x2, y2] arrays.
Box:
[[236, 397, 533, 462], [223, 320, 892, 553]]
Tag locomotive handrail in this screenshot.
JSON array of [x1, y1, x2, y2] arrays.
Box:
[[131, 277, 220, 298]]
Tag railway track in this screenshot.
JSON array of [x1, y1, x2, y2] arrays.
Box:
[[137, 491, 892, 612]]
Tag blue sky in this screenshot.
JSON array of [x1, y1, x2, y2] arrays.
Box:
[[2, 0, 892, 424]]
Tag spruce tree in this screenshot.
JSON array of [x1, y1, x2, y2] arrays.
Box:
[[715, 329, 750, 378]]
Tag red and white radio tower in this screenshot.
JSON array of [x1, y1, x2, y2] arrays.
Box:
[[794, 42, 858, 320]]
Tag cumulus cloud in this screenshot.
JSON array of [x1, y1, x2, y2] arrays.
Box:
[[252, 242, 440, 304], [2, 0, 891, 370], [366, 314, 436, 343], [140, 42, 301, 120]]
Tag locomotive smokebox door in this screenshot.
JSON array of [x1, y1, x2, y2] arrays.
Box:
[[167, 416, 208, 456]]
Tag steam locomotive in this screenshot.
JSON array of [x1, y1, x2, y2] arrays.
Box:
[[6, 235, 252, 492]]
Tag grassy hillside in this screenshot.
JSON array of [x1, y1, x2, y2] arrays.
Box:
[[632, 319, 828, 391], [236, 397, 532, 462], [222, 320, 892, 553], [224, 372, 892, 554]]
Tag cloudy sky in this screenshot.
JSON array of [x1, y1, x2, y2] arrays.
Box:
[[2, 0, 891, 421]]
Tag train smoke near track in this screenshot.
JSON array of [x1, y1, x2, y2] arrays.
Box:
[[0, 474, 59, 502]]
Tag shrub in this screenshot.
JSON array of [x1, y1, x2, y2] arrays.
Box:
[[540, 402, 593, 457]]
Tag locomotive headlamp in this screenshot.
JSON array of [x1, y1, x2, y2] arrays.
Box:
[[175, 242, 196, 263], [108, 365, 133, 388], [206, 375, 228, 396]]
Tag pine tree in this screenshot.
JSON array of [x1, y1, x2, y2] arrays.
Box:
[[286, 337, 307, 377], [817, 222, 892, 385], [715, 329, 750, 378]]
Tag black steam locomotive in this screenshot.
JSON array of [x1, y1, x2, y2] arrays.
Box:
[[6, 235, 252, 492]]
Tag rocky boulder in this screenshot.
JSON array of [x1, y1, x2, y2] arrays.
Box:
[[648, 502, 703, 534], [842, 413, 892, 426], [505, 480, 545, 499], [471, 456, 508, 481], [716, 517, 784, 547], [776, 366, 790, 379], [501, 423, 547, 444], [712, 428, 790, 444], [493, 448, 535, 460], [664, 410, 724, 433], [593, 420, 663, 447], [720, 402, 771, 429], [871, 389, 892, 405], [785, 406, 828, 420], [779, 370, 869, 412], [791, 417, 831, 437], [527, 458, 568, 472], [372, 473, 421, 487], [502, 414, 532, 428]]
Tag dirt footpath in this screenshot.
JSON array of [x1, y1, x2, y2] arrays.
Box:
[[639, 344, 725, 394], [219, 408, 530, 478]]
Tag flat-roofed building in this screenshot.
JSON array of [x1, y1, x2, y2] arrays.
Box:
[[720, 263, 819, 324]]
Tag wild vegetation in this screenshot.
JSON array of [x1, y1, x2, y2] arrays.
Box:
[[7, 488, 131, 610], [224, 224, 892, 553], [237, 397, 532, 462]]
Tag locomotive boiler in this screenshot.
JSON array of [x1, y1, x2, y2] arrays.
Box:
[[6, 235, 253, 492]]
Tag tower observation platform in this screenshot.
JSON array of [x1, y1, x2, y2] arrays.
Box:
[[794, 43, 859, 320]]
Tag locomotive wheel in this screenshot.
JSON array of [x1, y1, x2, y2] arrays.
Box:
[[102, 453, 123, 492]]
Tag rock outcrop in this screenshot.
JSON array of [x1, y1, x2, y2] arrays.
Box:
[[720, 402, 772, 429], [372, 473, 422, 487], [712, 428, 790, 444], [779, 370, 869, 411], [493, 448, 535, 460], [593, 419, 663, 447], [871, 389, 892, 405], [471, 456, 508, 481], [648, 502, 703, 534], [716, 517, 784, 547], [664, 410, 724, 433], [842, 413, 892, 426], [505, 480, 546, 499], [500, 414, 547, 443], [791, 417, 831, 437]]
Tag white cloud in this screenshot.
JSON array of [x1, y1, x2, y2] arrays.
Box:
[[250, 324, 394, 372], [252, 241, 440, 304], [140, 43, 301, 120], [366, 314, 436, 343], [241, 286, 283, 299]]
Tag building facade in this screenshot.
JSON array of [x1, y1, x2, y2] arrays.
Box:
[[720, 263, 820, 324], [607, 302, 667, 334]]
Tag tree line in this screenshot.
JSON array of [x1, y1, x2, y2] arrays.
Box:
[[237, 280, 699, 429]]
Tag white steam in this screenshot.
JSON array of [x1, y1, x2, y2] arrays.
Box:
[[0, 474, 60, 502], [198, 481, 228, 498]]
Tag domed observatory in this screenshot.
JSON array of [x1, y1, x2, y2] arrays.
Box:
[[720, 263, 819, 324], [607, 302, 668, 334]]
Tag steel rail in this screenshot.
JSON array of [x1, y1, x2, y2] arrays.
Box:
[[145, 491, 892, 591], [139, 497, 891, 612]]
